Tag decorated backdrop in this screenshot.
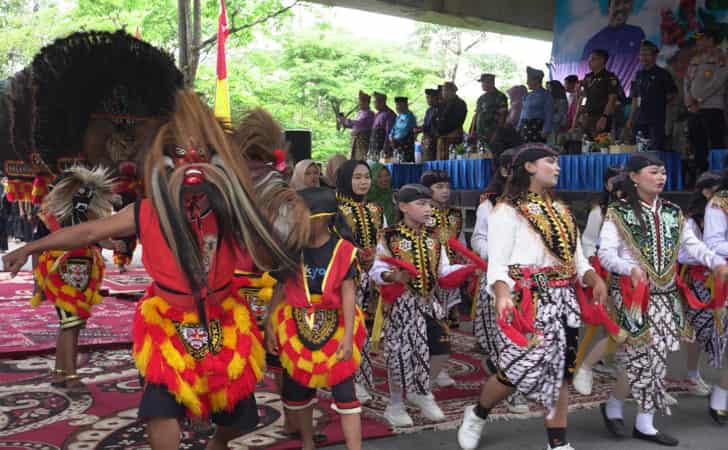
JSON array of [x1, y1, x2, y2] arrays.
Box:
[[550, 0, 728, 92]]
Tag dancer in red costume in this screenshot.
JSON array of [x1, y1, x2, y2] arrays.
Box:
[[3, 91, 303, 450]]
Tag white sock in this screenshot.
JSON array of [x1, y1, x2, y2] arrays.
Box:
[[711, 386, 728, 411], [687, 369, 700, 380], [390, 384, 404, 406], [635, 412, 658, 435], [605, 395, 624, 420]]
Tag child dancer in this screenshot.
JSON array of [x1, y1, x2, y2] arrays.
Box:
[[31, 166, 114, 392], [371, 184, 472, 427], [336, 160, 384, 402], [458, 144, 607, 450], [266, 187, 367, 450], [421, 170, 465, 327], [3, 91, 301, 450], [678, 171, 724, 399], [599, 153, 728, 445], [702, 170, 728, 424], [421, 170, 463, 388]]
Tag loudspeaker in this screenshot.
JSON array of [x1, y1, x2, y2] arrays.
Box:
[[284, 129, 312, 163]]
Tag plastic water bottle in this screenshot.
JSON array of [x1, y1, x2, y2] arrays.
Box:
[[636, 131, 645, 152], [448, 144, 455, 160], [414, 143, 422, 163], [581, 134, 589, 154]]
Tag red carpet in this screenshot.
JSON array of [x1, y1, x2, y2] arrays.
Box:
[[0, 270, 142, 357], [0, 332, 697, 449]]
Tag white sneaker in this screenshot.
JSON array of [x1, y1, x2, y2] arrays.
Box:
[[383, 403, 414, 427], [435, 371, 456, 387], [505, 392, 530, 414], [664, 391, 678, 406], [546, 444, 575, 450], [573, 365, 594, 396], [458, 405, 486, 450], [408, 392, 446, 421], [685, 375, 711, 397], [355, 382, 372, 403]]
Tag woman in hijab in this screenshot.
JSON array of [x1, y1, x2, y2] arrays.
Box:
[[506, 85, 528, 128], [367, 163, 396, 225], [290, 159, 321, 191], [336, 159, 384, 404]]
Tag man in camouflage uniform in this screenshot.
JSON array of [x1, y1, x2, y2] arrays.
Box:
[[469, 73, 508, 149]]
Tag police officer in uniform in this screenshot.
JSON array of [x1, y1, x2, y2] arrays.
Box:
[[572, 49, 622, 138], [626, 40, 677, 151], [685, 29, 728, 176]]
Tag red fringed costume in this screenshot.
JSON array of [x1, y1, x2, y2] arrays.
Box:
[[132, 199, 264, 418], [271, 238, 368, 388]]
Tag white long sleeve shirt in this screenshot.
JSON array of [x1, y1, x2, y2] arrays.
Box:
[[486, 201, 593, 296], [599, 201, 724, 277], [470, 199, 494, 259], [581, 206, 603, 259], [677, 218, 709, 266], [704, 201, 728, 258]]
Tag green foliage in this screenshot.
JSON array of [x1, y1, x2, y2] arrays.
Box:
[[0, 1, 524, 162]]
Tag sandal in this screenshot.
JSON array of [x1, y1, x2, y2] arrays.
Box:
[[49, 369, 66, 388], [64, 374, 89, 395]]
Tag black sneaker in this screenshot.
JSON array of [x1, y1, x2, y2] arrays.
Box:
[[600, 403, 626, 438]]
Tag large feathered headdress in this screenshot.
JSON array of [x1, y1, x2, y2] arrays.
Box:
[[0, 30, 183, 167], [230, 108, 310, 259], [41, 165, 115, 225], [143, 91, 298, 296]]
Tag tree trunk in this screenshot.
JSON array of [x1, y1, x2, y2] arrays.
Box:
[[188, 0, 201, 86], [177, 0, 191, 86]]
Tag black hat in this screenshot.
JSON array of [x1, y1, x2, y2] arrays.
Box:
[[397, 184, 432, 203], [512, 143, 558, 167], [420, 170, 450, 188], [526, 66, 544, 80], [695, 171, 722, 190], [640, 39, 659, 53], [626, 152, 665, 172], [373, 91, 387, 100], [425, 88, 438, 96], [443, 81, 458, 91], [394, 96, 408, 103], [299, 186, 338, 218], [498, 147, 518, 169], [477, 73, 495, 82], [590, 48, 610, 62]]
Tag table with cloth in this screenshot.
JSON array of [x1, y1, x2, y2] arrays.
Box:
[[386, 151, 683, 191]]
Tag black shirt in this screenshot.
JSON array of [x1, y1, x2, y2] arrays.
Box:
[[580, 69, 622, 115], [632, 65, 677, 125], [437, 96, 468, 135], [304, 235, 356, 294]]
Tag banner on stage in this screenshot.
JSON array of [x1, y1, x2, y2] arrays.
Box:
[[550, 0, 728, 92]]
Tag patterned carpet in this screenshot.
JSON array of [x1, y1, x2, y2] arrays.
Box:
[[0, 330, 698, 449], [0, 270, 147, 356]]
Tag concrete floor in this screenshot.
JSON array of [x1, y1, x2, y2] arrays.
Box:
[[328, 334, 728, 450]]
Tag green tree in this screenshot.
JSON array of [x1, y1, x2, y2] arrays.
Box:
[[0, 0, 297, 83]]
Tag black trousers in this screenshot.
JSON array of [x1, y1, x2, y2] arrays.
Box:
[[688, 108, 726, 173], [634, 121, 666, 151]]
